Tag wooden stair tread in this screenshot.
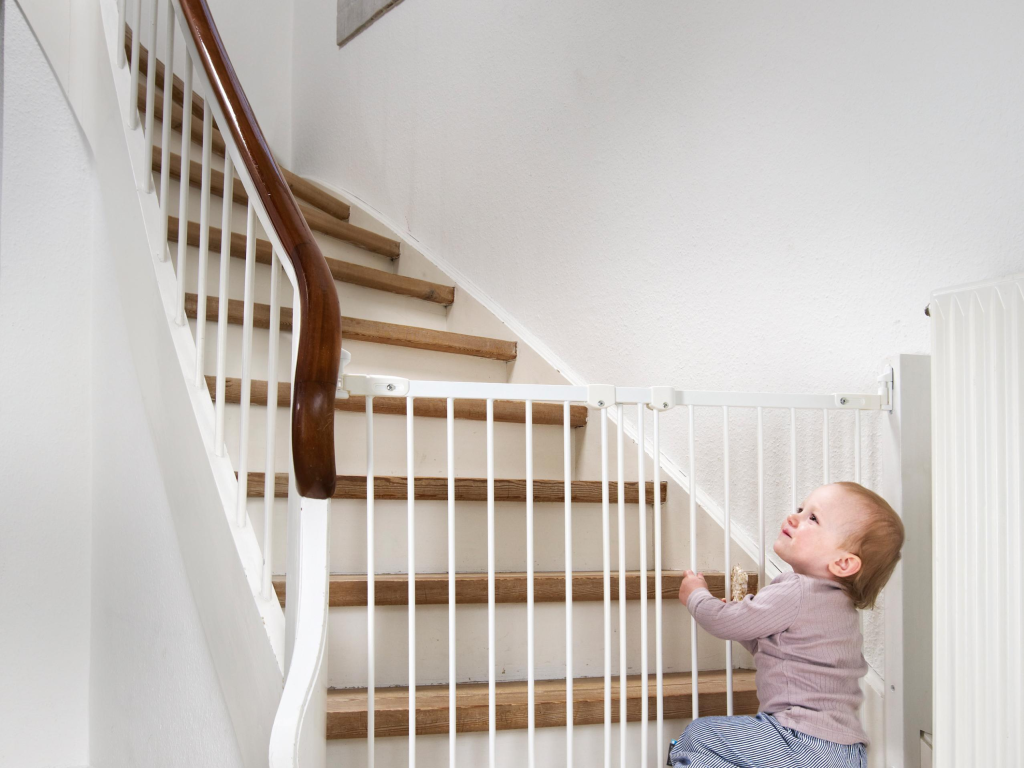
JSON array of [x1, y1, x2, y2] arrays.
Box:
[[326, 670, 758, 739], [168, 217, 446, 303], [246, 473, 666, 504], [205, 376, 585, 426], [274, 570, 757, 607], [168, 203, 398, 263], [184, 294, 516, 360]]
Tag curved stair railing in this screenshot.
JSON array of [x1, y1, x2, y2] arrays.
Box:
[[118, 0, 340, 764]]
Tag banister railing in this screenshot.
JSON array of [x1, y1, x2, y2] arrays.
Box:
[[117, 0, 339, 765], [173, 0, 341, 499]]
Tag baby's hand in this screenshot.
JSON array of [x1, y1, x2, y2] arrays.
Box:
[[678, 570, 710, 606]]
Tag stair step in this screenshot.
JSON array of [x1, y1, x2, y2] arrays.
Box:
[[274, 570, 757, 607], [185, 294, 516, 360], [246, 473, 666, 503], [206, 376, 585, 425], [140, 85, 352, 223], [169, 217, 445, 302], [326, 670, 758, 739], [167, 199, 397, 262], [167, 207, 395, 262]]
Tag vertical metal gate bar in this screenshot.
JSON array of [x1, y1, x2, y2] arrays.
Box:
[[723, 406, 733, 716], [487, 399, 496, 768], [616, 405, 627, 768], [688, 405, 699, 717], [447, 398, 456, 768], [564, 401, 574, 767], [636, 404, 648, 767], [526, 401, 536, 768], [407, 398, 416, 768], [854, 410, 862, 484], [601, 408, 611, 768], [756, 407, 765, 589], [367, 396, 376, 768], [653, 408, 664, 764], [822, 409, 830, 484]]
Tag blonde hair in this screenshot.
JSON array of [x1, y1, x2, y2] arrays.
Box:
[[832, 482, 904, 610]]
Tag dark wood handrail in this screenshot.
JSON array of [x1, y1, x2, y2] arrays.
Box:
[[176, 0, 340, 499]]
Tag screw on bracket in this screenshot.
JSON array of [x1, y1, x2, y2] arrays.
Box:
[[840, 397, 848, 405], [386, 383, 396, 392]]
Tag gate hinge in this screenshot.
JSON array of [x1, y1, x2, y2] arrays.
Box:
[[648, 386, 676, 411], [586, 384, 616, 409], [877, 366, 894, 412], [340, 374, 410, 398]]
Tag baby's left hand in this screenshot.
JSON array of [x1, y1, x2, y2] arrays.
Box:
[[678, 570, 710, 606]]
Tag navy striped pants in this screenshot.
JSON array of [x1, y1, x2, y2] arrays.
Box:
[[667, 713, 867, 768]]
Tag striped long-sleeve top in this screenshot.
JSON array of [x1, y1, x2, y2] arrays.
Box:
[[686, 571, 869, 745]]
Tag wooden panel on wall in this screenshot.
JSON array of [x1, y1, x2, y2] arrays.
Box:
[[338, 0, 408, 47]]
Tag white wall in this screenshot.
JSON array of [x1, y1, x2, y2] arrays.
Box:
[[89, 216, 246, 768], [289, 0, 1024, 674], [0, 4, 93, 764], [1, 3, 250, 765]]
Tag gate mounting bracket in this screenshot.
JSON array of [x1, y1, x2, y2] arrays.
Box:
[[586, 384, 616, 409]]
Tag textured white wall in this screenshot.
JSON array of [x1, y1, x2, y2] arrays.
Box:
[[0, 5, 93, 764], [290, 0, 1024, 673], [89, 231, 246, 768]]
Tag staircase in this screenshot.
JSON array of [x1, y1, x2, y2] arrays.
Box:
[[105, 4, 891, 766]]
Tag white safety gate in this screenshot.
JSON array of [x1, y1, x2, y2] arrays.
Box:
[[341, 372, 893, 768]]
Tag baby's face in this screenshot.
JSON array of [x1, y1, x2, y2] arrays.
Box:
[[773, 484, 866, 579]]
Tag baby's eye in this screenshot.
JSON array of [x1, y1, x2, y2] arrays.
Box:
[[810, 514, 818, 523], [797, 507, 803, 514]]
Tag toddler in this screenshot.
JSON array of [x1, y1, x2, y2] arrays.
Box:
[[669, 481, 905, 768]]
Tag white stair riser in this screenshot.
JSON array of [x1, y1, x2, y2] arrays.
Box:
[[326, 599, 746, 688], [176, 239, 447, 329], [327, 714, 696, 768], [248, 499, 654, 574]]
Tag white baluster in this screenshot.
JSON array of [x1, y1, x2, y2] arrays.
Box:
[[235, 203, 256, 528], [194, 108, 214, 387], [128, 0, 142, 128], [157, 0, 174, 259], [213, 153, 233, 454], [142, 0, 158, 192], [117, 0, 127, 68], [174, 57, 193, 326], [261, 250, 281, 599]]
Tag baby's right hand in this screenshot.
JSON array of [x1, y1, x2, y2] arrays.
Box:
[[678, 570, 710, 606]]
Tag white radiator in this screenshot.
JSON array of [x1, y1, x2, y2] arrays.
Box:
[[930, 274, 1023, 768]]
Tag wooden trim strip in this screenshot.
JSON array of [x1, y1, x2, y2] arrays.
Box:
[[185, 293, 517, 360], [326, 670, 758, 739], [169, 217, 447, 302], [247, 473, 668, 504], [274, 570, 758, 607], [205, 376, 586, 426], [174, 0, 340, 498]]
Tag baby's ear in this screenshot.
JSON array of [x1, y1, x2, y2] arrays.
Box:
[[828, 552, 862, 579]]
